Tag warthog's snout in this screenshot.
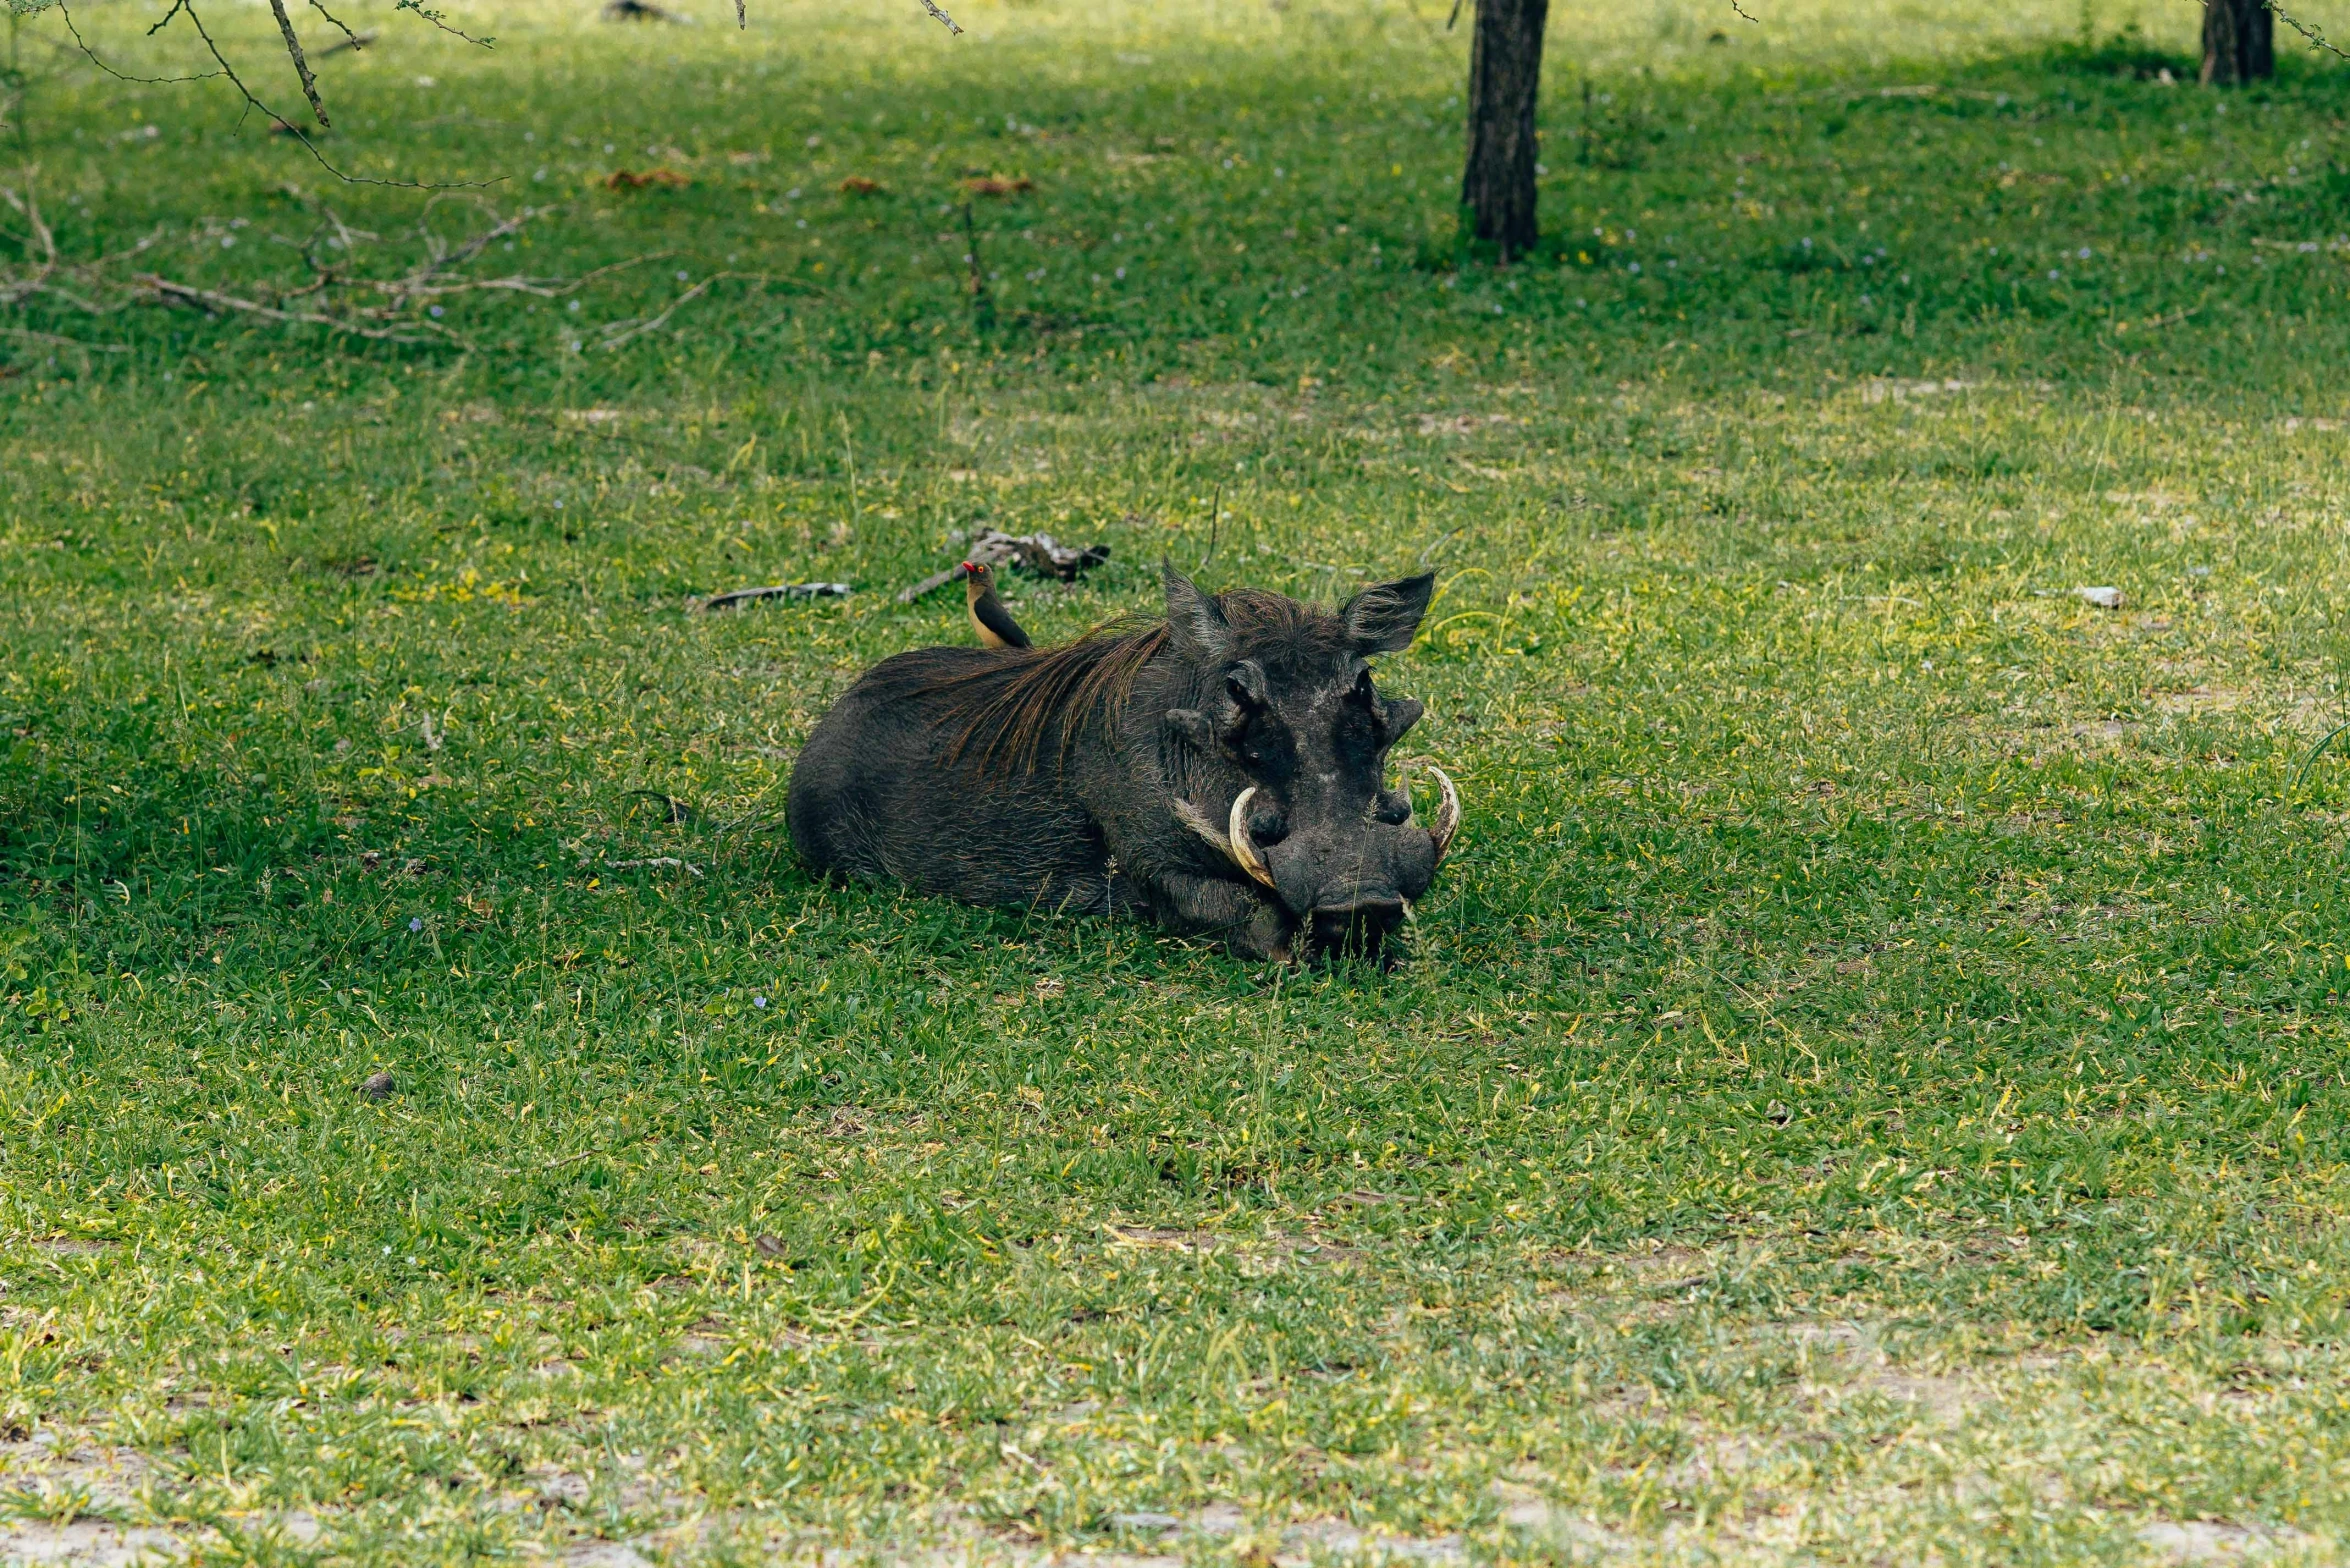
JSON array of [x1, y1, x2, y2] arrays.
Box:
[[1268, 813, 1440, 966], [1308, 898, 1410, 965]]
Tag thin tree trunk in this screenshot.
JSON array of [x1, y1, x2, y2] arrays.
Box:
[[2201, 0, 2273, 83], [1460, 0, 1549, 261]]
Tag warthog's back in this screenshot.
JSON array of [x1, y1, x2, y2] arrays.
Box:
[[786, 645, 1128, 915]]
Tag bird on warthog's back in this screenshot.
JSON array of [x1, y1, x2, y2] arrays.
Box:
[[960, 560, 1031, 650], [787, 563, 1461, 965]]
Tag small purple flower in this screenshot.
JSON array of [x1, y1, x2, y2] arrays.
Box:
[[753, 995, 769, 1008], [429, 305, 444, 318], [409, 917, 423, 932]]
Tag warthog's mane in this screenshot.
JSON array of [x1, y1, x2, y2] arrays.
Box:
[[910, 587, 1327, 774]]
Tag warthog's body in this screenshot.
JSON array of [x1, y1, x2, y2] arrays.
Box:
[[787, 567, 1458, 962]]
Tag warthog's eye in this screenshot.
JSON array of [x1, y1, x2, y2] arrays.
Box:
[[1351, 667, 1376, 705]]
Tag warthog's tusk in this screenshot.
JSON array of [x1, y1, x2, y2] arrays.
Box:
[[1227, 787, 1277, 890], [1400, 758, 1462, 864], [1425, 763, 1460, 863], [1174, 794, 1277, 891]]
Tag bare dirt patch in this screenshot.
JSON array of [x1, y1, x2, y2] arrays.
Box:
[[2138, 1518, 2313, 1562], [1785, 1320, 1985, 1423], [2069, 718, 2133, 746], [1101, 1226, 1357, 1270], [0, 1431, 182, 1567], [2153, 687, 2246, 716], [1107, 1502, 1465, 1565], [1861, 377, 1977, 404], [1414, 412, 1518, 436]]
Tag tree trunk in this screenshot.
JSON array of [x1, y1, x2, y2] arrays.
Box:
[[1460, 0, 1549, 261], [2201, 0, 2273, 83]]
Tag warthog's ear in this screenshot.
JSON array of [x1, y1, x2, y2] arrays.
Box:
[[1163, 561, 1233, 661], [1341, 572, 1437, 654], [1225, 658, 1269, 710]]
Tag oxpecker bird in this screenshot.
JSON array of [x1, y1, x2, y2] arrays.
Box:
[[961, 560, 1031, 650]]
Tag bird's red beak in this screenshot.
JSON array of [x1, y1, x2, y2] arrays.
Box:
[[960, 561, 978, 576]]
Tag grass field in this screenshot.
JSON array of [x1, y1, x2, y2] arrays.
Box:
[[7, 0, 2350, 1559]]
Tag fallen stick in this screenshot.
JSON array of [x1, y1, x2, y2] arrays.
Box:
[[895, 529, 1110, 602], [703, 582, 852, 610]]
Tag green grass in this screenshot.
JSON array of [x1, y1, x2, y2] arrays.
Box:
[[7, 0, 2350, 1560]]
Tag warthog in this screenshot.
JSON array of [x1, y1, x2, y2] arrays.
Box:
[[786, 565, 1461, 963]]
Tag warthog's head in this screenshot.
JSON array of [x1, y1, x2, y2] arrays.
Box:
[[1160, 565, 1459, 964]]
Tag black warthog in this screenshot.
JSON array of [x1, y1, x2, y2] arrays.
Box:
[[786, 565, 1461, 963]]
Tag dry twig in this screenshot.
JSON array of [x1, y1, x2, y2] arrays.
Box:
[[703, 582, 852, 610], [56, 2, 222, 85], [1, 194, 670, 353], [264, 0, 329, 126], [55, 0, 485, 184], [597, 270, 743, 351], [391, 0, 493, 47]]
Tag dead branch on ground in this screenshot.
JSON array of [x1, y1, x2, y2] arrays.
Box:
[[1, 188, 713, 353]]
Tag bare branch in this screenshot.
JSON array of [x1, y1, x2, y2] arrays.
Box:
[[916, 0, 962, 35], [56, 1, 220, 83], [135, 272, 456, 342], [0, 181, 58, 266], [2266, 0, 2350, 61], [407, 198, 542, 282], [305, 0, 364, 48], [179, 0, 489, 188], [392, 0, 493, 48], [264, 0, 330, 126], [3, 194, 602, 350], [403, 251, 658, 300], [321, 208, 377, 251], [597, 271, 732, 351]]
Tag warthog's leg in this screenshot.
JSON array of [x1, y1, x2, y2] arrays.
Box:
[[1149, 871, 1294, 961]]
